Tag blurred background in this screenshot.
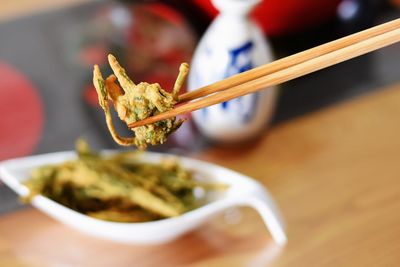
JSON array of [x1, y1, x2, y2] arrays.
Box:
[[0, 0, 399, 213]]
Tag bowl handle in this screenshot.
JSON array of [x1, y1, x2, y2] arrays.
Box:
[[224, 186, 287, 245]]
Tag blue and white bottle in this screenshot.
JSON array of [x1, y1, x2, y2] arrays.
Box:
[[188, 0, 277, 143]]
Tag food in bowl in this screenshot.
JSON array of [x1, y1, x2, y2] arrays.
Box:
[[22, 140, 225, 222]]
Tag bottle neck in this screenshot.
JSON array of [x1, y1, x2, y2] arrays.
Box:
[[219, 12, 249, 21]]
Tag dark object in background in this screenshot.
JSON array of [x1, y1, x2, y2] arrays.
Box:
[[75, 1, 197, 150], [391, 0, 400, 7], [192, 0, 342, 36], [119, 1, 391, 55], [336, 0, 376, 34], [119, 0, 211, 35]]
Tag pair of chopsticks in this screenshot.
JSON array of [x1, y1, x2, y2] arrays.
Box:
[[128, 18, 400, 129]]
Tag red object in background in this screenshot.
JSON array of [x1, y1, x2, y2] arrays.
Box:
[[391, 0, 400, 7], [83, 84, 101, 107], [193, 0, 342, 36], [0, 62, 44, 160]]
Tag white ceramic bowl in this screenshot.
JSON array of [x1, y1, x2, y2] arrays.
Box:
[[0, 151, 287, 245]]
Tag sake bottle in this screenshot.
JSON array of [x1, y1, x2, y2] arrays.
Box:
[[188, 0, 277, 143]]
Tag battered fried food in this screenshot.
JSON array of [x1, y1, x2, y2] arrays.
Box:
[[93, 54, 189, 150]]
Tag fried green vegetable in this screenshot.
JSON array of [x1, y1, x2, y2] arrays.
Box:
[[22, 140, 226, 222], [93, 54, 189, 150]]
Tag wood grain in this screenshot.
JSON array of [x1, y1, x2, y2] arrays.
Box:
[[2, 83, 400, 266]]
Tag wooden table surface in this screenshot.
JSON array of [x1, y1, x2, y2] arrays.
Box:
[[1, 83, 400, 266]]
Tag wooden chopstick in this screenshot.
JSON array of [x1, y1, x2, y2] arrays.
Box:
[[128, 21, 400, 129], [179, 18, 400, 103]]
